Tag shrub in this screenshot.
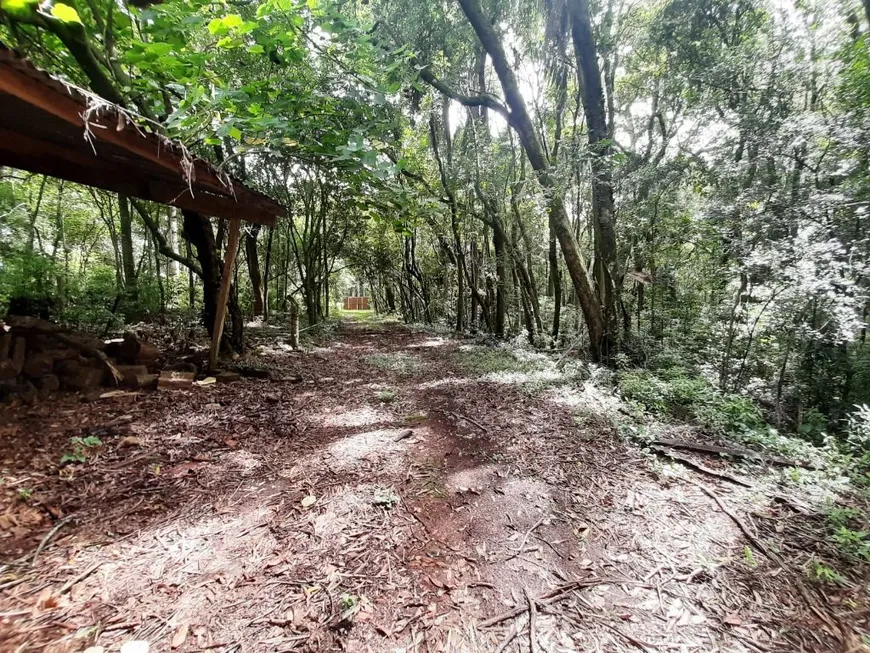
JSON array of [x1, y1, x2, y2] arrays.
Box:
[[619, 367, 763, 434], [846, 404, 870, 454]]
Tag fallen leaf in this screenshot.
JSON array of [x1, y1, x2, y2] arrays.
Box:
[[301, 495, 317, 508], [171, 623, 189, 648], [118, 436, 143, 448], [35, 587, 54, 609], [196, 377, 217, 386], [120, 642, 150, 653], [723, 613, 743, 626]]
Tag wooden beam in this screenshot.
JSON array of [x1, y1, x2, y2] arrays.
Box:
[[208, 217, 242, 370], [148, 182, 277, 226], [0, 59, 285, 219], [0, 128, 275, 226]]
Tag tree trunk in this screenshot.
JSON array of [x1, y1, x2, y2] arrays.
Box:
[[182, 210, 243, 352], [567, 0, 618, 349], [26, 176, 48, 254], [263, 225, 274, 321], [245, 224, 264, 317], [549, 223, 562, 341], [429, 111, 468, 332], [493, 223, 507, 338], [118, 194, 138, 304], [186, 239, 196, 308], [457, 0, 606, 359], [167, 207, 180, 278], [385, 283, 396, 312]]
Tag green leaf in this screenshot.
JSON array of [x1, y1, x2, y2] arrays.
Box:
[[50, 2, 82, 23], [228, 126, 242, 140], [208, 14, 243, 35], [207, 17, 225, 34], [248, 44, 265, 54], [222, 13, 243, 29], [0, 0, 38, 15]]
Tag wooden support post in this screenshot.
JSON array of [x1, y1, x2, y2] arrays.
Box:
[[209, 217, 241, 370]]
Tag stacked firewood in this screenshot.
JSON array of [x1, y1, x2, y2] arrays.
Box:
[[0, 316, 162, 404]]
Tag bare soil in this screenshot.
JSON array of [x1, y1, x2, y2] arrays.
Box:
[[0, 318, 867, 652]]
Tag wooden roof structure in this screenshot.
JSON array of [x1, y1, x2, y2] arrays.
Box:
[[0, 44, 284, 226], [0, 45, 285, 367]]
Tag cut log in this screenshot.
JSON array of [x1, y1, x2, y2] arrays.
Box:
[[11, 337, 26, 374], [110, 364, 149, 388], [104, 338, 124, 359], [38, 373, 60, 395], [0, 380, 38, 404], [651, 439, 814, 469], [6, 316, 121, 385], [215, 371, 241, 383], [0, 330, 11, 359], [0, 360, 17, 380], [120, 331, 160, 364], [55, 358, 80, 377], [158, 370, 195, 389], [60, 365, 105, 392], [135, 374, 159, 391], [23, 352, 56, 380]]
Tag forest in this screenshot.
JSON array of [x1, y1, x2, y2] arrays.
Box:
[[2, 0, 870, 651], [3, 0, 870, 441]]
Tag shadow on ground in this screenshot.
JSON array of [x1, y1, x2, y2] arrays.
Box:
[[0, 317, 861, 652]]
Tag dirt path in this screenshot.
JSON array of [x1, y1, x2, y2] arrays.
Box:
[[0, 319, 859, 652]]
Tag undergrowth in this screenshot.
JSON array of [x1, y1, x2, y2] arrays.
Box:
[[451, 345, 589, 394], [363, 352, 425, 376], [619, 366, 763, 435]]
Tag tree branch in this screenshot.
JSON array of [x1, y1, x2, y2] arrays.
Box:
[[130, 199, 202, 276], [418, 67, 511, 122]]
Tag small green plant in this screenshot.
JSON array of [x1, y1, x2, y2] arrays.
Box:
[[372, 487, 400, 508], [340, 593, 358, 610], [743, 546, 757, 569], [16, 487, 33, 502], [807, 559, 845, 585], [827, 506, 862, 529], [60, 435, 102, 464], [831, 526, 870, 562], [376, 389, 397, 403]]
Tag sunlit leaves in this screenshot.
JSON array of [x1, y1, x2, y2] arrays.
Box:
[[0, 0, 37, 15], [49, 2, 81, 23], [207, 14, 243, 35]]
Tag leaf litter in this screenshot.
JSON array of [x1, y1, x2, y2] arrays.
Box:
[[0, 317, 866, 652]]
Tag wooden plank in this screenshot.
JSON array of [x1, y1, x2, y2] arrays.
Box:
[[208, 218, 242, 370], [0, 60, 285, 220], [148, 182, 277, 226], [0, 128, 275, 225]]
